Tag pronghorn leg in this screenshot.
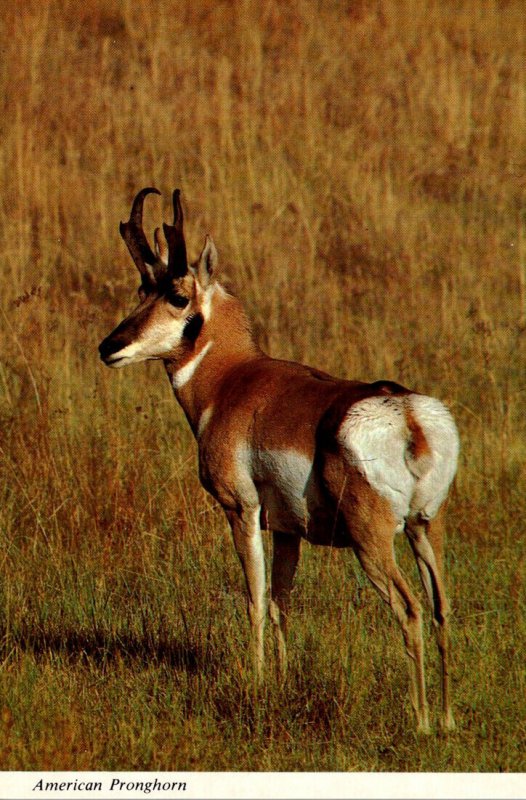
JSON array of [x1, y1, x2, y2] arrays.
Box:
[[405, 507, 455, 731], [269, 531, 301, 680], [323, 460, 430, 732], [355, 542, 430, 734], [227, 506, 266, 681]]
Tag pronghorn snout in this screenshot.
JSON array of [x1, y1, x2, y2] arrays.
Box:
[[99, 332, 128, 366], [99, 301, 154, 367], [99, 325, 140, 367]]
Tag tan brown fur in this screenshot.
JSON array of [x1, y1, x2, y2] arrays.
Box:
[[404, 406, 433, 480]]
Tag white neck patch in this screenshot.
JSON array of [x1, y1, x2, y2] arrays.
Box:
[[172, 340, 213, 390]]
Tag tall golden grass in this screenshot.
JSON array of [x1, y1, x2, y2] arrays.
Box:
[[0, 0, 524, 771]]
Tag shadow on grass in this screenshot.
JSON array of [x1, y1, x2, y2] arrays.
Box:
[[1, 623, 202, 672]]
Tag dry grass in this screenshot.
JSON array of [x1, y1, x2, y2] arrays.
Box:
[[0, 0, 525, 772]]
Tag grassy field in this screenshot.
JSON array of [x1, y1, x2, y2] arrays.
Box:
[[0, 0, 525, 773]]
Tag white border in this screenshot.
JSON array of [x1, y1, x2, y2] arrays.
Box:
[[0, 772, 524, 800]]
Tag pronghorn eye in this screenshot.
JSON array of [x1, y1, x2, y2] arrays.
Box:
[[166, 292, 189, 309]]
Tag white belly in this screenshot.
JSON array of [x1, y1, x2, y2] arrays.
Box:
[[252, 449, 317, 533]]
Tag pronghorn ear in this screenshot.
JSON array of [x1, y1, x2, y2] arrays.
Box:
[[153, 227, 169, 266], [197, 235, 218, 286]]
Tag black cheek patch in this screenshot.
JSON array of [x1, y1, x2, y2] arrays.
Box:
[[183, 313, 204, 342]]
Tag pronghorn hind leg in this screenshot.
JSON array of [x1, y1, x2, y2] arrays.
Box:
[[322, 459, 430, 732], [269, 531, 301, 681], [355, 543, 430, 734], [405, 507, 455, 731], [227, 506, 266, 683]]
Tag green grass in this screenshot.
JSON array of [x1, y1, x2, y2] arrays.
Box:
[[1, 515, 524, 770]]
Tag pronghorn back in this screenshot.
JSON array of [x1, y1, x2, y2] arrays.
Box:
[[99, 188, 459, 733]]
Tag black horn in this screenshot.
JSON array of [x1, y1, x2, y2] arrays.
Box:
[[162, 189, 188, 279], [119, 187, 161, 283]]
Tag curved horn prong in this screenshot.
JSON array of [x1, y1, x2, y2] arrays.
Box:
[[162, 189, 188, 279], [172, 188, 184, 227], [119, 187, 161, 282]]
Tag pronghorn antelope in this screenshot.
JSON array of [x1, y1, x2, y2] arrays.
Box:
[[99, 187, 459, 733]]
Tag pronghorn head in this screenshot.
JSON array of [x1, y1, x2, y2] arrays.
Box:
[[99, 188, 217, 369]]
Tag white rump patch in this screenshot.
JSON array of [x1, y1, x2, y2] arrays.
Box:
[[338, 394, 459, 527], [407, 395, 459, 520], [339, 397, 414, 528]]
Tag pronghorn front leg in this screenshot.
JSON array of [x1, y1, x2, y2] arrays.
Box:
[[270, 531, 301, 680], [227, 506, 266, 681]]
